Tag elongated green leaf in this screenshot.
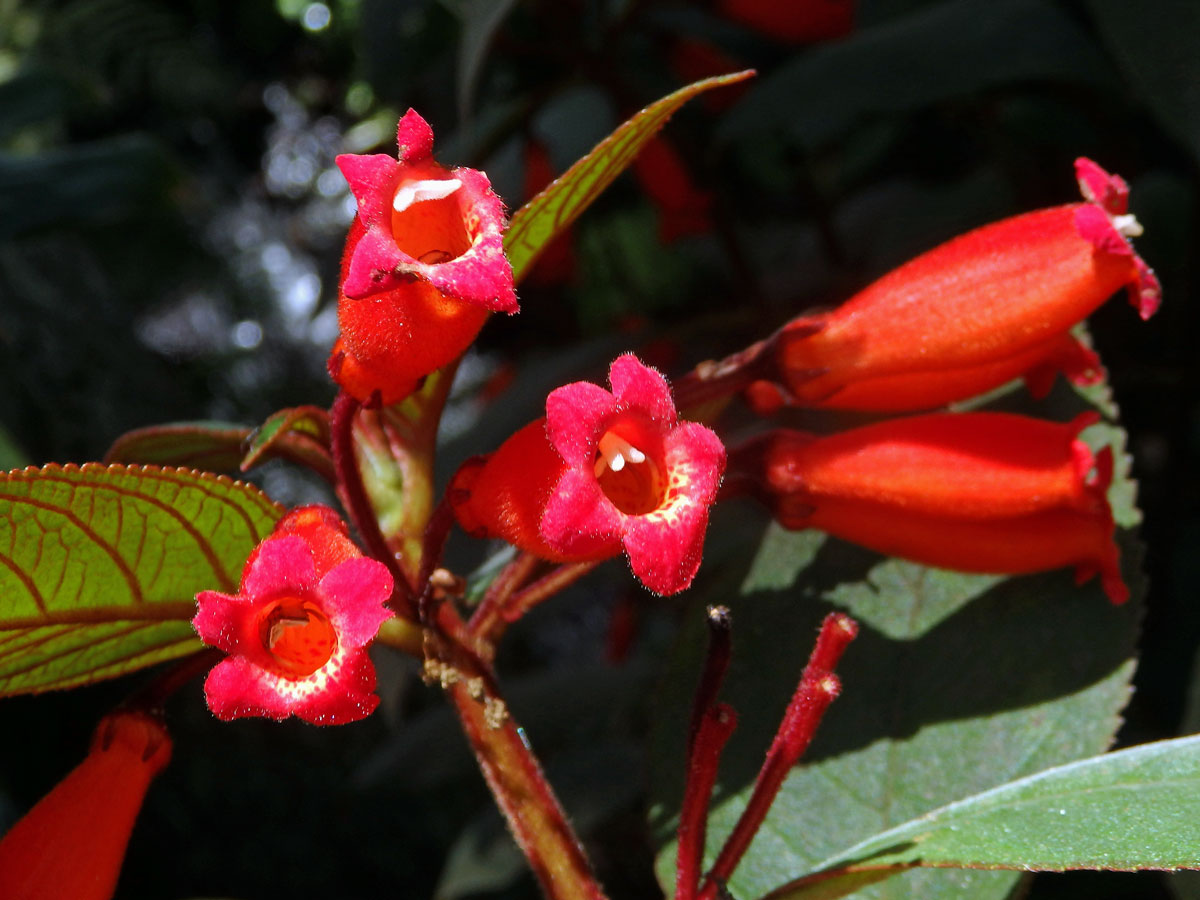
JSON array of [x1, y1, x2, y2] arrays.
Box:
[[770, 735, 1200, 900], [105, 421, 253, 472], [650, 380, 1144, 900], [0, 463, 282, 695], [504, 71, 753, 283]]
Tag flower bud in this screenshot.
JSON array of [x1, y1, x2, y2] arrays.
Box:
[[768, 158, 1157, 412], [733, 412, 1127, 603]]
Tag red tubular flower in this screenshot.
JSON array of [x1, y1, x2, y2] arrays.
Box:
[[734, 412, 1127, 603], [193, 505, 394, 723], [0, 710, 171, 900], [768, 158, 1159, 412], [450, 354, 726, 595], [329, 109, 517, 404]]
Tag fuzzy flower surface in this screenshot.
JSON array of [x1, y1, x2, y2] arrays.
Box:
[[451, 354, 726, 595], [330, 109, 516, 404], [193, 506, 394, 724], [733, 412, 1126, 603], [764, 157, 1158, 412], [0, 711, 171, 900]]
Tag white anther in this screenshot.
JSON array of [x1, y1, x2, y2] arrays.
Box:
[[393, 178, 463, 212], [594, 432, 647, 478], [1111, 213, 1143, 238]]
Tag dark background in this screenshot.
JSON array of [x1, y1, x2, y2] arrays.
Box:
[[0, 0, 1197, 897]]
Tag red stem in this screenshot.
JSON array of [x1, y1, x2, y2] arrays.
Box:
[[469, 560, 599, 649], [676, 606, 737, 900], [699, 613, 857, 898]]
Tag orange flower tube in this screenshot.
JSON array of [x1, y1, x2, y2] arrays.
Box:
[[0, 711, 171, 900], [732, 412, 1127, 603], [765, 159, 1158, 412]]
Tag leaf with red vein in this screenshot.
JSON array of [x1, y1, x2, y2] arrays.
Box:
[[0, 463, 283, 696], [504, 70, 754, 284]]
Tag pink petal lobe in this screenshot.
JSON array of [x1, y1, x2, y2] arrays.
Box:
[[621, 502, 710, 596], [546, 381, 617, 466], [539, 467, 623, 559], [1073, 204, 1130, 257], [203, 657, 294, 721], [318, 557, 395, 646], [396, 109, 435, 162], [192, 590, 254, 655], [241, 536, 319, 601], [336, 153, 399, 223], [292, 649, 380, 725], [1130, 257, 1162, 320], [608, 354, 676, 424], [664, 421, 727, 504], [1074, 157, 1129, 215], [341, 226, 408, 299]]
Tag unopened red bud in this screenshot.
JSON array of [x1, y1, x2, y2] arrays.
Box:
[[769, 158, 1157, 412], [737, 412, 1127, 603]]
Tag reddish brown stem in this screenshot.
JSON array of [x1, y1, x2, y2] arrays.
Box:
[[469, 560, 599, 650], [330, 391, 417, 616], [676, 606, 737, 900], [673, 334, 776, 415], [430, 601, 608, 900], [446, 677, 609, 900], [467, 553, 542, 643], [699, 613, 857, 899]]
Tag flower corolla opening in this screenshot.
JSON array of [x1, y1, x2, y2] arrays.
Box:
[[192, 505, 394, 724], [450, 354, 726, 595], [329, 109, 516, 404]]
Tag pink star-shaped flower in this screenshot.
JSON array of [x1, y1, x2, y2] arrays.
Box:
[[193, 523, 394, 724], [330, 109, 517, 403], [451, 354, 726, 595], [336, 109, 516, 311]]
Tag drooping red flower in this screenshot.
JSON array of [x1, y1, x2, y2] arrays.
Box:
[[450, 354, 726, 595], [731, 412, 1127, 603], [329, 109, 517, 404], [763, 158, 1158, 412], [193, 505, 394, 723], [0, 710, 171, 900]]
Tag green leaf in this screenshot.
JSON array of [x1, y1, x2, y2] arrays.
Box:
[[770, 735, 1200, 899], [105, 421, 253, 472], [504, 70, 753, 284], [650, 379, 1144, 900], [241, 405, 332, 480], [0, 463, 282, 695]]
